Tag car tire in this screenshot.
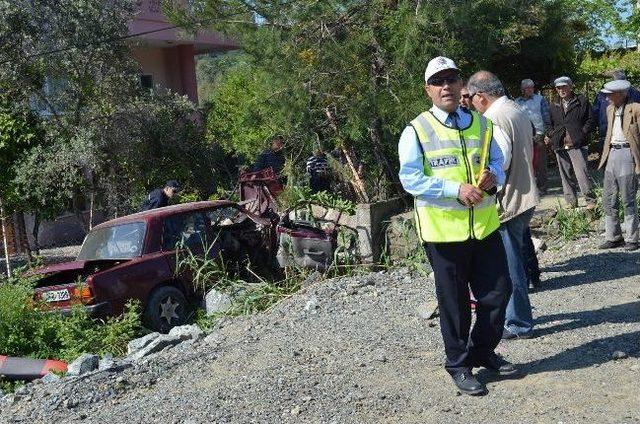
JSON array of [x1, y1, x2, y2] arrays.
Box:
[[144, 286, 188, 333]]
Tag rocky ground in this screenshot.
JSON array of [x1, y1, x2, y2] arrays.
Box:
[[1, 228, 639, 423]]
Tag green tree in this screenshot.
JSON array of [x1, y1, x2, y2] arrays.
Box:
[[178, 0, 580, 200], [0, 0, 219, 229], [0, 97, 41, 207], [0, 0, 141, 227]]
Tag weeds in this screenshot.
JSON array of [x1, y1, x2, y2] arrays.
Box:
[[277, 185, 356, 214], [174, 236, 240, 294], [0, 275, 141, 363], [191, 261, 303, 332], [549, 203, 593, 241]]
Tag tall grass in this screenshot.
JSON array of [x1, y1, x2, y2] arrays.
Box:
[[0, 276, 141, 362], [552, 206, 593, 241]]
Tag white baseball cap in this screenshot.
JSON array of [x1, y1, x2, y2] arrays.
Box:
[[424, 56, 459, 84]]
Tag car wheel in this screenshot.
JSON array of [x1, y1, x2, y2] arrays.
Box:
[[144, 286, 188, 333]]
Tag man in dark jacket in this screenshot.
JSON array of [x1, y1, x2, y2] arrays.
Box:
[[140, 180, 181, 211], [545, 76, 596, 208], [306, 150, 331, 193], [593, 70, 640, 148], [252, 136, 286, 175]]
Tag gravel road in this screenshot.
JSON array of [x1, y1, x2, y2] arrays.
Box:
[[1, 233, 639, 423]]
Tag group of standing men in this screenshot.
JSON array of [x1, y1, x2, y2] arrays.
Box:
[[516, 73, 640, 252], [398, 55, 640, 396]]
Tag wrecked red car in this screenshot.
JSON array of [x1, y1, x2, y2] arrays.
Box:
[[30, 201, 277, 332], [30, 167, 345, 333]]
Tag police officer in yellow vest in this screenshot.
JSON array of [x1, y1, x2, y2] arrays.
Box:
[[398, 57, 514, 396]]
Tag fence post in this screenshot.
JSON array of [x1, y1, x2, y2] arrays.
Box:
[[0, 197, 11, 279]]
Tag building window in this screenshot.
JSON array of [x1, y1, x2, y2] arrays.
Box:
[[140, 74, 154, 90]]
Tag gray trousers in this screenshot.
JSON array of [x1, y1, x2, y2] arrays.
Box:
[[555, 147, 595, 206], [603, 147, 639, 243]]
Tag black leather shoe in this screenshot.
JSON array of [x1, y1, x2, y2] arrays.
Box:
[[599, 240, 624, 249], [476, 354, 518, 376], [451, 370, 487, 396], [502, 328, 534, 340], [625, 242, 639, 251]]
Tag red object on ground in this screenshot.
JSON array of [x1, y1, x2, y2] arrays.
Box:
[[0, 355, 67, 381]]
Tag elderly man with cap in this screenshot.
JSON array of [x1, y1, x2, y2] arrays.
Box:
[[398, 56, 514, 396], [468, 71, 540, 341], [140, 180, 181, 211], [545, 76, 596, 209], [516, 79, 551, 194], [592, 70, 640, 149], [597, 79, 640, 251]]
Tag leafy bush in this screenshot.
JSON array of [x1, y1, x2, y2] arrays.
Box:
[[277, 185, 357, 214], [551, 206, 593, 241], [0, 278, 141, 362]]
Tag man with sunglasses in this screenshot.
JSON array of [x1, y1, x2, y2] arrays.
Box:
[[398, 56, 514, 396], [460, 86, 474, 111]]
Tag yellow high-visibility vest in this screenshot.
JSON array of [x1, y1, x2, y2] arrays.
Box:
[[410, 110, 500, 242]]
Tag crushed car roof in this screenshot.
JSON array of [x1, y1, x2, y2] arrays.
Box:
[[92, 200, 237, 229]]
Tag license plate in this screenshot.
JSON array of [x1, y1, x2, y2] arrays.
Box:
[[42, 289, 71, 302]]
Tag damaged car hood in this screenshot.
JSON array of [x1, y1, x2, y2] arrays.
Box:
[[26, 260, 90, 277]]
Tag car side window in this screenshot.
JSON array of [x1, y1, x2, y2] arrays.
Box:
[[206, 206, 245, 227], [162, 212, 207, 250]]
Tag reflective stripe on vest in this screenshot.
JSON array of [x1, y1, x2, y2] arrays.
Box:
[[410, 110, 500, 243]]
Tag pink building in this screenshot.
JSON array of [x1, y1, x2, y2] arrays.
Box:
[[129, 0, 236, 103]]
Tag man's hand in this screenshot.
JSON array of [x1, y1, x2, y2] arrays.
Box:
[[477, 169, 497, 191], [544, 136, 550, 145], [458, 183, 484, 207]]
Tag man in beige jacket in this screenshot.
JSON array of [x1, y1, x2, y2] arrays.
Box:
[[598, 79, 640, 251], [468, 71, 540, 339]]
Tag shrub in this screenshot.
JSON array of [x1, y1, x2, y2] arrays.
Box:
[[0, 278, 141, 362], [277, 185, 357, 214]]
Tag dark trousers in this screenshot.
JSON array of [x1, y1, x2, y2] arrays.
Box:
[[533, 134, 548, 192], [523, 227, 540, 281], [310, 175, 331, 193], [424, 231, 512, 376]]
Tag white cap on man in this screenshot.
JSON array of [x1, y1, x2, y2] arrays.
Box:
[[554, 76, 573, 87], [602, 79, 631, 93], [424, 56, 459, 84]]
